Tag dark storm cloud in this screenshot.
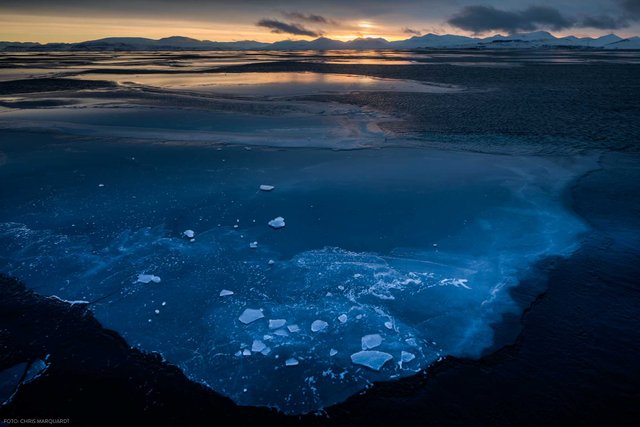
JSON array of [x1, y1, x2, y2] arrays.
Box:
[[402, 27, 422, 36], [281, 11, 329, 24], [256, 19, 321, 37], [622, 0, 640, 18], [581, 14, 629, 29], [448, 5, 576, 33]]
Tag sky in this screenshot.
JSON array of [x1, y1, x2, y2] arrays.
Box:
[[1, 0, 639, 43]]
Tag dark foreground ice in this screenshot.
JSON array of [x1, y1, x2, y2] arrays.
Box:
[[0, 130, 592, 413]]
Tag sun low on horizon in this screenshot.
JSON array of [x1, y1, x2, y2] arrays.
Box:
[[1, 0, 639, 43]]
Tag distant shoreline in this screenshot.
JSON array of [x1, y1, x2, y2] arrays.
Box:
[[1, 30, 639, 51]]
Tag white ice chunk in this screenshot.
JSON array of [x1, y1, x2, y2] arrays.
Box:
[[401, 351, 416, 363], [136, 274, 161, 284], [361, 334, 383, 350], [251, 340, 267, 353], [219, 289, 234, 297], [239, 308, 264, 324], [384, 321, 393, 330], [249, 241, 258, 249], [242, 349, 252, 356], [261, 347, 271, 356], [338, 314, 348, 323], [330, 349, 338, 357], [183, 229, 195, 238], [98, 183, 105, 187], [269, 319, 286, 329], [311, 320, 328, 332], [274, 329, 289, 337], [235, 351, 242, 357], [350, 351, 393, 371], [268, 259, 275, 265], [268, 216, 285, 229], [259, 185, 275, 191], [287, 324, 300, 333], [405, 338, 418, 347], [285, 358, 299, 367]]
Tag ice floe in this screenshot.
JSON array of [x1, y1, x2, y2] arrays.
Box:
[[338, 314, 348, 323], [287, 324, 300, 333], [274, 328, 289, 337], [183, 229, 195, 238], [269, 319, 286, 329], [330, 349, 338, 357], [136, 274, 161, 284], [268, 216, 285, 229], [285, 358, 299, 367], [249, 241, 258, 249], [361, 334, 383, 350], [251, 340, 267, 353], [311, 320, 328, 332], [401, 351, 416, 364], [350, 351, 393, 371], [239, 308, 265, 324], [259, 185, 274, 191], [219, 289, 234, 297]]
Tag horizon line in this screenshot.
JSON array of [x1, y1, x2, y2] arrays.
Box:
[[1, 30, 636, 46]]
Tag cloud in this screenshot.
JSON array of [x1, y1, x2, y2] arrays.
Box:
[[448, 5, 576, 34], [281, 11, 329, 24], [581, 14, 629, 29], [256, 19, 321, 37], [622, 0, 640, 19], [402, 27, 422, 36]]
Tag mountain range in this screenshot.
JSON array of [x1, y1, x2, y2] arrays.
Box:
[[2, 31, 639, 51]]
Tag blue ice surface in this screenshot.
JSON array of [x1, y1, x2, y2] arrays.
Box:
[[0, 131, 591, 413]]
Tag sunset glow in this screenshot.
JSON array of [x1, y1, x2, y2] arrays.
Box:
[[1, 0, 638, 43]]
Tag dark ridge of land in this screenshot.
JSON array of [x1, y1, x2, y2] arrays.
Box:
[[0, 274, 289, 426]]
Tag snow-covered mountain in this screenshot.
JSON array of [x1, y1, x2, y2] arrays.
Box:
[[1, 31, 639, 51], [605, 36, 640, 49]]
